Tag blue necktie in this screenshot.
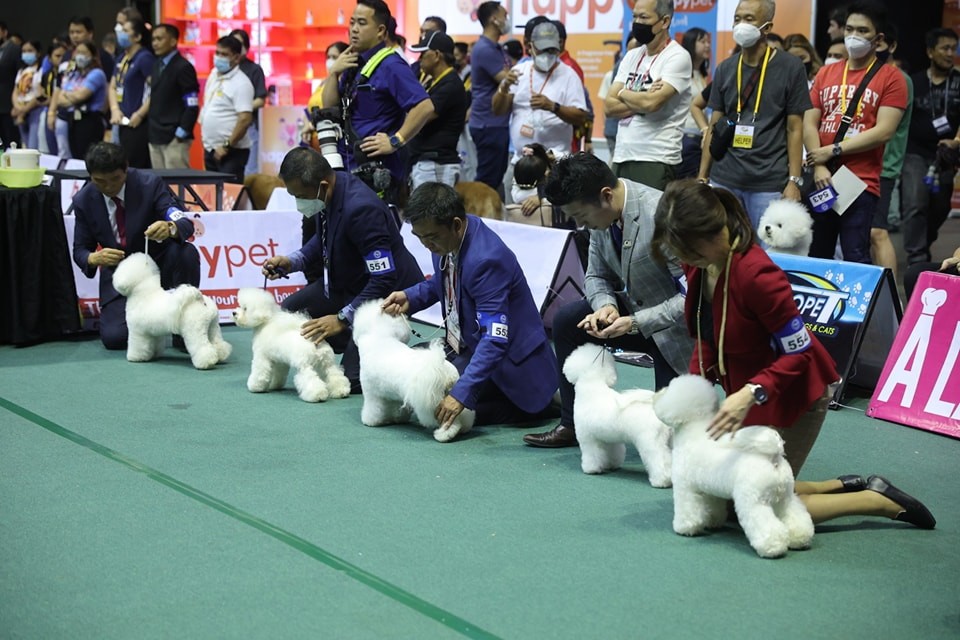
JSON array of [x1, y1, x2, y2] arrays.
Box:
[[610, 223, 623, 255]]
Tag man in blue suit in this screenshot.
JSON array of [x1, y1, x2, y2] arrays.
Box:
[[382, 182, 560, 428], [264, 147, 424, 393], [72, 142, 200, 349]]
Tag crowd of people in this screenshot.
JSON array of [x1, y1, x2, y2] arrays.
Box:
[[6, 0, 952, 537]]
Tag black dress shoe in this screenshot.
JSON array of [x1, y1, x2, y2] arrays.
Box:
[[523, 425, 578, 448], [837, 474, 867, 492], [867, 475, 936, 529]]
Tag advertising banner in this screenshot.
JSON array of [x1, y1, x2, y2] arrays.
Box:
[[63, 210, 306, 327], [867, 271, 960, 439]]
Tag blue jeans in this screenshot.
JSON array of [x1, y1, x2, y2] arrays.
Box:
[[469, 125, 509, 195], [710, 182, 782, 231], [809, 190, 877, 264]]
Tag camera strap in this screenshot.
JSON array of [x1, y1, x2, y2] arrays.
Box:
[[341, 46, 398, 146], [834, 59, 883, 145]]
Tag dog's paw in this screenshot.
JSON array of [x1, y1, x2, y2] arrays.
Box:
[[299, 386, 329, 403], [433, 423, 464, 443]]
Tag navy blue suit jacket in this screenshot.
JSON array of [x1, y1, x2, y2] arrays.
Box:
[[293, 171, 423, 319], [72, 168, 194, 306], [404, 215, 559, 412]]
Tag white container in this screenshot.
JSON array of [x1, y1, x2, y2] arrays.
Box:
[[2, 148, 41, 170]]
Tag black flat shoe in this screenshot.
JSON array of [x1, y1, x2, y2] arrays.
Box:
[[837, 474, 867, 492], [867, 475, 936, 529]]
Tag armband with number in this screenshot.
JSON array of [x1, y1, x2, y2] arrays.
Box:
[[773, 315, 811, 354]]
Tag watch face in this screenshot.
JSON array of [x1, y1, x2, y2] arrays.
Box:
[[754, 386, 768, 403]]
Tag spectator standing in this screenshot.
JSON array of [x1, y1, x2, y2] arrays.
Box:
[[147, 24, 199, 169], [699, 0, 810, 229], [11, 40, 43, 150], [468, 1, 512, 195], [108, 19, 154, 168], [407, 31, 468, 189], [803, 1, 907, 264], [38, 40, 66, 154], [198, 36, 254, 182], [229, 29, 268, 176], [604, 0, 692, 190], [678, 27, 711, 178], [54, 40, 108, 160], [0, 22, 21, 148], [901, 28, 960, 266], [554, 20, 595, 154]]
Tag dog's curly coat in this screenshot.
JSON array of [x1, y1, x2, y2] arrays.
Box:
[[758, 199, 814, 256]]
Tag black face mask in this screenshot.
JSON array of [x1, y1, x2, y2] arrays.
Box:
[[876, 49, 891, 63], [632, 21, 657, 46]]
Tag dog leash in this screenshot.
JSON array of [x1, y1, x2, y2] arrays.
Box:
[[262, 265, 289, 290]]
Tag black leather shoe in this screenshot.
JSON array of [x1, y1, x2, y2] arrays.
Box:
[[867, 475, 936, 529], [523, 425, 578, 448], [837, 474, 867, 492]]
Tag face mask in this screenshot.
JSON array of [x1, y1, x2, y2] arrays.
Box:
[[534, 52, 558, 73], [845, 35, 874, 59], [295, 184, 326, 218], [500, 15, 512, 34], [512, 185, 538, 204], [631, 21, 657, 47], [213, 55, 232, 74], [74, 54, 91, 69], [21, 52, 37, 65], [117, 31, 131, 49], [823, 56, 843, 66], [732, 22, 768, 48], [876, 49, 891, 63], [325, 58, 335, 73], [115, 23, 124, 35]]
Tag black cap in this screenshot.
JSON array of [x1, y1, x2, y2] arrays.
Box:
[[409, 30, 455, 55]]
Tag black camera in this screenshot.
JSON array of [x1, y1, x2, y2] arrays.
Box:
[[308, 106, 345, 170]]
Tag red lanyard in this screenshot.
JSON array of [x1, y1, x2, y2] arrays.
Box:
[[629, 46, 664, 89], [529, 62, 558, 95]]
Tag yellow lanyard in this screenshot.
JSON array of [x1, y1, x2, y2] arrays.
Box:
[[839, 59, 877, 119], [427, 67, 453, 92], [736, 46, 771, 122]]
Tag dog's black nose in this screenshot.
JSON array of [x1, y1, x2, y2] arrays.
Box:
[[765, 225, 771, 233]]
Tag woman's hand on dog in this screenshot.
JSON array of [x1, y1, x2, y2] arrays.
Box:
[[301, 315, 346, 343], [436, 394, 465, 430], [707, 386, 755, 440], [381, 291, 410, 316]]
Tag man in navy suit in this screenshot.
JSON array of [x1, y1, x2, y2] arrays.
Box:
[[72, 142, 201, 349], [263, 147, 424, 393], [382, 182, 560, 428]]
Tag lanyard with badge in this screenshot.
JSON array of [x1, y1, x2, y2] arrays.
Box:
[[115, 54, 133, 102], [520, 63, 558, 138], [732, 46, 771, 149], [930, 70, 955, 137]]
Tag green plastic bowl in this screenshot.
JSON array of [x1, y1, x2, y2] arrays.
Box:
[[0, 167, 46, 188]]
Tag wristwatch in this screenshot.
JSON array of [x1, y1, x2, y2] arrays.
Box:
[[747, 383, 768, 405], [336, 309, 349, 324], [832, 142, 842, 158], [388, 134, 404, 149], [626, 317, 640, 335], [788, 175, 804, 187], [552, 101, 561, 114]]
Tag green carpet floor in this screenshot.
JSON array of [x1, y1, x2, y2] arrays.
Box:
[[1, 327, 958, 639]]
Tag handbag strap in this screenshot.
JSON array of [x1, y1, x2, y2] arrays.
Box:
[[833, 61, 884, 144]]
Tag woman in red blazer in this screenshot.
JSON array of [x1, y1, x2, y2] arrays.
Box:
[[651, 180, 935, 529]]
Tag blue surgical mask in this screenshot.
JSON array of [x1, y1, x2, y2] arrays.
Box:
[[213, 55, 232, 74], [21, 52, 38, 66], [117, 31, 131, 49], [295, 183, 326, 218]]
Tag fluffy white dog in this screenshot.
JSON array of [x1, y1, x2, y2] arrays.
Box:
[[352, 300, 475, 442], [758, 199, 814, 256], [112, 252, 231, 369], [562, 344, 671, 486], [652, 375, 814, 558], [232, 288, 351, 402]]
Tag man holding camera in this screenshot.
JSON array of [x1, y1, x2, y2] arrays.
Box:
[[697, 0, 810, 228], [320, 0, 434, 204]]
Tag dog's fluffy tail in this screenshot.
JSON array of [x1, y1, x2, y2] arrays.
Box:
[[403, 340, 458, 421], [730, 426, 784, 458]]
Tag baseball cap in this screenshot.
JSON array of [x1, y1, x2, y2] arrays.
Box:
[[530, 21, 561, 51], [409, 30, 454, 56]]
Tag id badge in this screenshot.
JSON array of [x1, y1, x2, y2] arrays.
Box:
[[73, 109, 82, 121], [445, 308, 462, 354], [844, 128, 860, 140], [116, 87, 124, 102], [933, 115, 952, 136], [519, 123, 535, 138], [732, 125, 755, 149]]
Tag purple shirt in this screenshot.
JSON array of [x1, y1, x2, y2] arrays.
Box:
[[469, 35, 509, 129]]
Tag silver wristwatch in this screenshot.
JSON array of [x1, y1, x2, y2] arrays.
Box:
[[627, 317, 640, 335], [788, 175, 804, 187]]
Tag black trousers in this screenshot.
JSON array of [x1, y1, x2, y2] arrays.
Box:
[[100, 242, 202, 350], [553, 299, 680, 431], [119, 122, 151, 168], [281, 280, 360, 394], [66, 112, 105, 160], [204, 147, 250, 183]]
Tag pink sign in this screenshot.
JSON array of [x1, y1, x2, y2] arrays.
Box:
[[867, 271, 960, 438]]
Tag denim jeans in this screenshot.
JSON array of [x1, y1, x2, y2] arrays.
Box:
[[710, 182, 783, 231], [809, 190, 877, 264]]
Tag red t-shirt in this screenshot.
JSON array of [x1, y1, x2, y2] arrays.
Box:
[[809, 61, 908, 196]]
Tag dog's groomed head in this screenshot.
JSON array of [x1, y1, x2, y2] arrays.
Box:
[[352, 299, 411, 342], [653, 374, 720, 428], [563, 343, 616, 386], [758, 199, 813, 255], [233, 288, 280, 328], [112, 252, 160, 297]]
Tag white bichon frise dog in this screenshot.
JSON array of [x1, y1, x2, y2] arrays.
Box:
[[232, 288, 351, 402], [653, 375, 814, 558], [562, 344, 671, 486], [352, 300, 475, 442], [758, 199, 814, 256], [112, 252, 231, 369]]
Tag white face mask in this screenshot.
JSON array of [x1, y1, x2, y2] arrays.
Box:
[[295, 183, 326, 218], [499, 15, 511, 34], [511, 185, 538, 204], [732, 22, 769, 48], [823, 56, 843, 66], [325, 58, 335, 73], [845, 35, 874, 59], [533, 52, 558, 73]]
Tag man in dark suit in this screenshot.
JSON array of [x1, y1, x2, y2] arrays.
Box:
[[382, 182, 560, 431], [147, 23, 199, 169], [72, 142, 201, 349], [263, 147, 424, 393]]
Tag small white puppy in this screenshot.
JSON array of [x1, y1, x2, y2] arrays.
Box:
[[758, 199, 814, 256], [653, 375, 814, 559], [563, 344, 672, 486], [112, 252, 231, 369], [233, 288, 351, 402], [352, 300, 475, 442]]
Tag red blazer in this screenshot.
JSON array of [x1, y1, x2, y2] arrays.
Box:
[[683, 244, 839, 429]]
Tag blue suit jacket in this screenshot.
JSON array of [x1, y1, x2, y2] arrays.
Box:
[[71, 168, 194, 306], [291, 171, 423, 320], [404, 215, 559, 412]]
